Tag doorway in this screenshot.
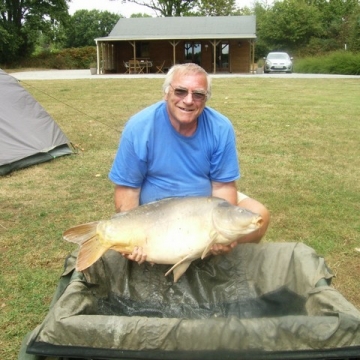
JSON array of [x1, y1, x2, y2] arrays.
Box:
[[215, 41, 229, 72]]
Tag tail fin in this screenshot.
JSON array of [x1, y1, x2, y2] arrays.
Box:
[[63, 222, 108, 271]]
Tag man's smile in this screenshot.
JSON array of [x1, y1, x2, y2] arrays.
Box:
[[178, 105, 194, 112]]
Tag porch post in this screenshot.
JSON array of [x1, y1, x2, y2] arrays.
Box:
[[96, 41, 100, 74], [210, 40, 221, 74], [129, 41, 136, 61], [249, 39, 255, 73], [169, 41, 180, 66]]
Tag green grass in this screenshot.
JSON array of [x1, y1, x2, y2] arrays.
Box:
[[1, 77, 359, 359]]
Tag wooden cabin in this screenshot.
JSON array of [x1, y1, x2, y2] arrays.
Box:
[[94, 16, 256, 75]]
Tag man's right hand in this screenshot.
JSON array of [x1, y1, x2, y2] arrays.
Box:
[[122, 246, 147, 264]]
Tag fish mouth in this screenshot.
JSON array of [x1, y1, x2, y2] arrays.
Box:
[[254, 216, 263, 228], [214, 214, 264, 239], [241, 216, 263, 234], [246, 215, 263, 232]]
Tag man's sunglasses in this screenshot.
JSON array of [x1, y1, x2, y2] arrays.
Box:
[[169, 84, 207, 102]]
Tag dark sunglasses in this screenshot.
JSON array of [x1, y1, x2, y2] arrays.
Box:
[[169, 84, 207, 102]]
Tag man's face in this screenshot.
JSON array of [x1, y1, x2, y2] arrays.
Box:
[[164, 72, 208, 135]]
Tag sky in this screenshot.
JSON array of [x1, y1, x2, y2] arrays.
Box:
[[68, 0, 257, 18]]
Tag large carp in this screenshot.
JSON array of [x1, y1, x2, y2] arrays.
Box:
[[63, 196, 263, 282]]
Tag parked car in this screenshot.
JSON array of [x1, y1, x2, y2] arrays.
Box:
[[263, 52, 293, 73]]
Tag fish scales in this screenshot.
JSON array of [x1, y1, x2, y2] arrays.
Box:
[[63, 196, 263, 282]]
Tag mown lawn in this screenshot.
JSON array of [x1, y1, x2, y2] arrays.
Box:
[[1, 76, 359, 359]]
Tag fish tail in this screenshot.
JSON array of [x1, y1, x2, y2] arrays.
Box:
[[63, 222, 99, 244], [76, 234, 109, 271], [63, 222, 108, 271]]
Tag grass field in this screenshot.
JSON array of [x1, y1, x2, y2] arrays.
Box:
[[1, 76, 359, 359]]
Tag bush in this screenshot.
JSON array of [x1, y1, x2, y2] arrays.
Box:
[[16, 46, 97, 69], [294, 51, 360, 75]]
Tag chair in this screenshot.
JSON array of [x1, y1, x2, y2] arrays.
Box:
[[128, 60, 145, 74], [156, 61, 165, 74], [123, 61, 130, 74]]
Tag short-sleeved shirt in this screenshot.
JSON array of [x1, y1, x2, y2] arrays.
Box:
[[109, 101, 240, 204]]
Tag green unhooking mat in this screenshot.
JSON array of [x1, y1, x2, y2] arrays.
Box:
[[21, 242, 360, 359]]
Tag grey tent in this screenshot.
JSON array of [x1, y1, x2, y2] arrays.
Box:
[[0, 69, 72, 176]]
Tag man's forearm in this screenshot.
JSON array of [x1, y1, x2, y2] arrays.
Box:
[[114, 185, 141, 212], [211, 181, 237, 205]]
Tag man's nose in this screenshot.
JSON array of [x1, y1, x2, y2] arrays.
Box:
[[183, 92, 194, 102]]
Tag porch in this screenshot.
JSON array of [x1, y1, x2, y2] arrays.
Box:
[[97, 39, 255, 75]]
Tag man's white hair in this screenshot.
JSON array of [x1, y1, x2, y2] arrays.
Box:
[[162, 63, 212, 101]]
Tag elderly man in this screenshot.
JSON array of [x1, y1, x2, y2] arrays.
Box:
[[109, 63, 270, 263]]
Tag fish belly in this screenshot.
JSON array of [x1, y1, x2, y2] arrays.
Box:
[[104, 210, 214, 264], [143, 236, 206, 264]]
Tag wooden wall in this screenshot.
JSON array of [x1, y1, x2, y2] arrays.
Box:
[[229, 40, 251, 73]]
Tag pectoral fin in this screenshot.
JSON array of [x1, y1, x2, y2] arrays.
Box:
[[165, 255, 193, 282], [200, 229, 218, 259], [201, 243, 214, 259]]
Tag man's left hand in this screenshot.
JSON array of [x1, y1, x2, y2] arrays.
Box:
[[210, 241, 238, 256]]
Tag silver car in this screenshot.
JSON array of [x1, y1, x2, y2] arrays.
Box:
[[263, 52, 293, 73]]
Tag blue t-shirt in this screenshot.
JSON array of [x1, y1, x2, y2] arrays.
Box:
[[109, 101, 240, 204]]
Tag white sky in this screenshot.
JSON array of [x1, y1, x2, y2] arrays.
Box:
[[68, 0, 258, 18]]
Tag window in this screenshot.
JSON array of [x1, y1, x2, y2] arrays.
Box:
[[184, 42, 201, 65], [136, 42, 149, 58]]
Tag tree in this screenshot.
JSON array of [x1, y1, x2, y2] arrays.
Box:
[[65, 10, 121, 48], [112, 0, 197, 17], [130, 13, 153, 17], [256, 0, 323, 53], [0, 0, 69, 64], [311, 0, 360, 51], [195, 0, 239, 16], [347, 3, 360, 51], [253, 1, 272, 59]]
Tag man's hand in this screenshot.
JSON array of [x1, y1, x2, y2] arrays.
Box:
[[210, 241, 238, 256], [122, 246, 147, 264]]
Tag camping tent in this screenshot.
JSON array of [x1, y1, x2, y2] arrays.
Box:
[[0, 69, 72, 176]]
